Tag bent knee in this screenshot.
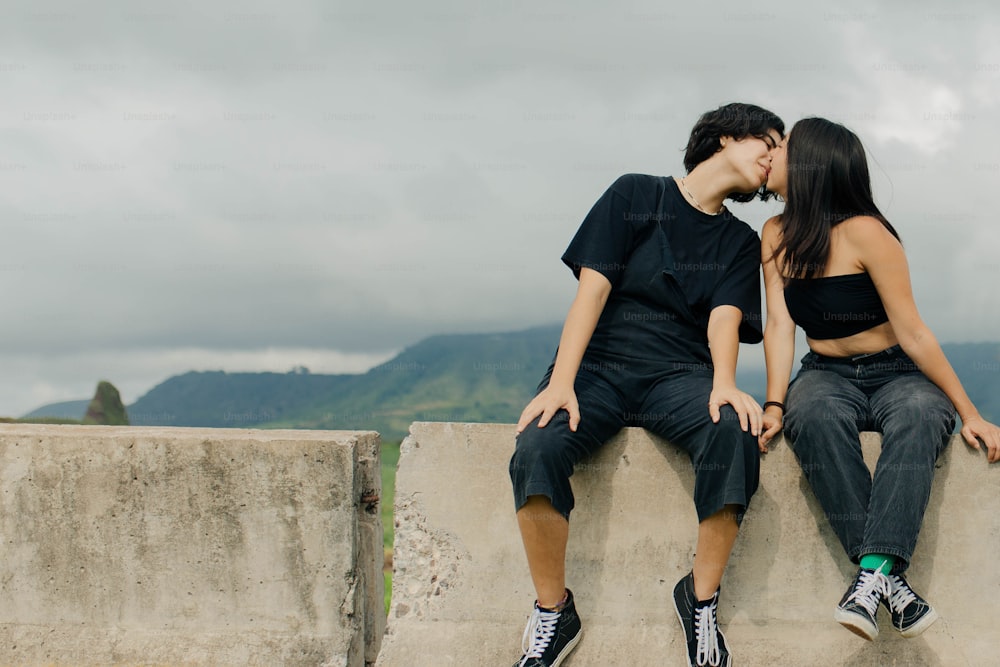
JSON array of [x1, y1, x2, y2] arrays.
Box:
[[711, 404, 753, 431], [881, 394, 955, 433], [509, 427, 573, 481], [706, 407, 758, 452]]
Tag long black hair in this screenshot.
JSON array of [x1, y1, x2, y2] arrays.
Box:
[[684, 102, 784, 203], [774, 117, 900, 280]]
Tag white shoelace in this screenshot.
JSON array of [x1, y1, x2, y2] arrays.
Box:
[[519, 606, 560, 664], [694, 600, 721, 667], [887, 574, 916, 612], [847, 569, 891, 616]]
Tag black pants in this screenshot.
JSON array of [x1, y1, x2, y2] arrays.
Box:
[[509, 353, 760, 523]]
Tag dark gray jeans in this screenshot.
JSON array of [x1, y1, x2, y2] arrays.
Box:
[[783, 345, 955, 574]]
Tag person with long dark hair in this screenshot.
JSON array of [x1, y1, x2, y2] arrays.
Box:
[[758, 117, 1000, 641], [509, 103, 783, 667]]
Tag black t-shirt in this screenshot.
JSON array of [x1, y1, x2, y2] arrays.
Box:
[[561, 173, 763, 367]]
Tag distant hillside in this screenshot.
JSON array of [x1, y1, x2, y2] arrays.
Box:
[[21, 399, 91, 421], [28, 330, 1000, 443], [19, 381, 132, 425], [128, 325, 563, 441], [128, 370, 358, 428]]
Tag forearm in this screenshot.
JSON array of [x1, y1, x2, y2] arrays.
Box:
[[763, 321, 796, 404], [707, 307, 742, 388], [898, 326, 978, 421], [549, 291, 607, 388]]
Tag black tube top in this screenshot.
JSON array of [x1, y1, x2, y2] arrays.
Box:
[[783, 273, 889, 340]]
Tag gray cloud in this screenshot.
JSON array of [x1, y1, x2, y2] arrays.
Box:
[[2, 1, 999, 415]]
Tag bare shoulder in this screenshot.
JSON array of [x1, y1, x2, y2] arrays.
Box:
[[760, 216, 783, 265], [840, 215, 898, 246], [761, 215, 782, 244]]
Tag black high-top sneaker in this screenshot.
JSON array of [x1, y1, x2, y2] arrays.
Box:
[[513, 589, 582, 667], [883, 572, 939, 637], [834, 567, 891, 640], [673, 571, 732, 667]]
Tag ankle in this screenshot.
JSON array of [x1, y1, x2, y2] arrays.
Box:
[[538, 589, 569, 612], [860, 553, 895, 575], [691, 573, 721, 602]]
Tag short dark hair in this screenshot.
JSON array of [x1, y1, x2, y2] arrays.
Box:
[[684, 103, 785, 202]]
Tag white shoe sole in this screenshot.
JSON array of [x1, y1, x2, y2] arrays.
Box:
[[899, 607, 939, 638], [834, 607, 878, 641]]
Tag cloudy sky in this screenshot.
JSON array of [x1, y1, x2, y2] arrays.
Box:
[[2, 0, 999, 416]]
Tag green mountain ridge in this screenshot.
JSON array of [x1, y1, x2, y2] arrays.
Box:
[[26, 329, 1000, 442], [127, 325, 564, 441]]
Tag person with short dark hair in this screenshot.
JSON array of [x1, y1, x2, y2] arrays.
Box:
[[758, 117, 1000, 642], [509, 102, 783, 667]]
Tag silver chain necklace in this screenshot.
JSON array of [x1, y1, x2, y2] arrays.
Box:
[[679, 177, 724, 215]]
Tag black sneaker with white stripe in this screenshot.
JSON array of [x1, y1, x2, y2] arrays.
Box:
[[513, 589, 582, 667], [834, 567, 890, 640], [883, 573, 939, 637], [673, 571, 732, 667]]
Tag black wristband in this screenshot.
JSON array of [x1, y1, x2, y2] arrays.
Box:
[[763, 401, 785, 411]]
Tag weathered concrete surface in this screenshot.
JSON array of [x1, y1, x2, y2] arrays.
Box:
[[379, 422, 1000, 666], [0, 424, 384, 667]]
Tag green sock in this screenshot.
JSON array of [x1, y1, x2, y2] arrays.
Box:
[[860, 554, 895, 574]]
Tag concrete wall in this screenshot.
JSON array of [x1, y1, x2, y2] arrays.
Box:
[[379, 422, 1000, 666], [0, 424, 384, 667]]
